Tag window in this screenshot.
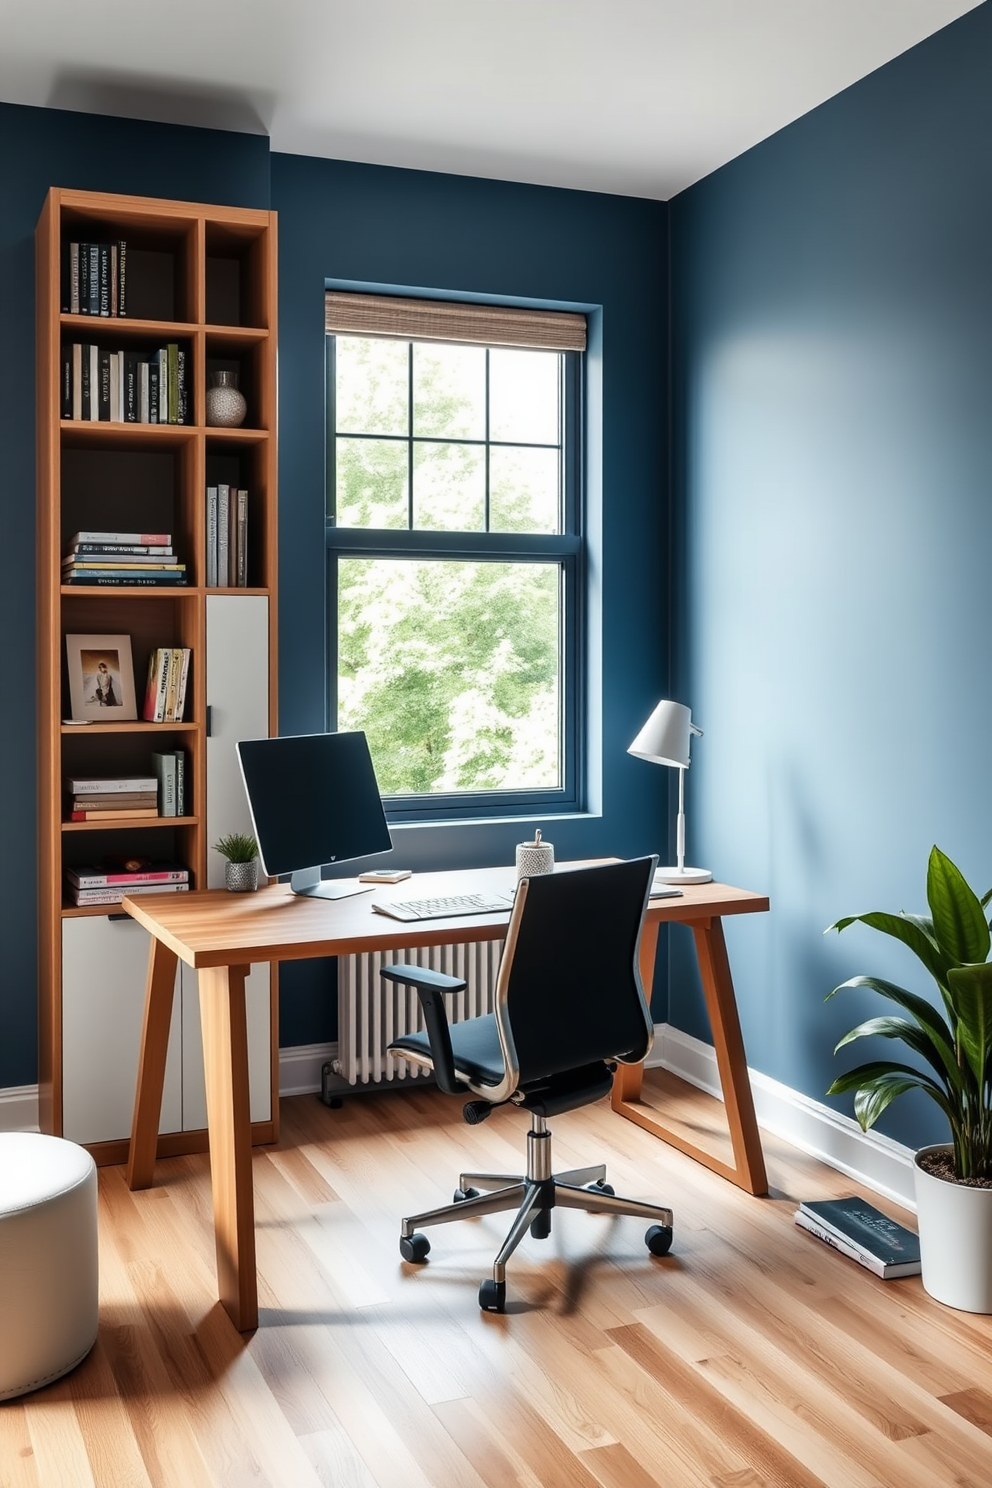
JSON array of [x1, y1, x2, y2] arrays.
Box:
[[325, 292, 585, 820]]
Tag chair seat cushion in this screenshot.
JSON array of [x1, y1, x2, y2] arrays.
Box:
[[391, 1013, 505, 1086]]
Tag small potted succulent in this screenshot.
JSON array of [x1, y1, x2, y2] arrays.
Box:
[[213, 832, 260, 893], [826, 845, 992, 1312]]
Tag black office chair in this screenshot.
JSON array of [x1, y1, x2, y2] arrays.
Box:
[[381, 856, 674, 1313]]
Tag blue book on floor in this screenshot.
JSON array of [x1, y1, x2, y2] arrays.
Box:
[[797, 1197, 920, 1275]]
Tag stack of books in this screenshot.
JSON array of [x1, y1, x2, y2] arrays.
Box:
[[63, 241, 127, 317], [60, 342, 188, 424], [794, 1196, 921, 1278], [206, 484, 249, 587], [143, 649, 192, 723], [67, 775, 159, 822], [66, 858, 190, 908], [62, 530, 186, 588]]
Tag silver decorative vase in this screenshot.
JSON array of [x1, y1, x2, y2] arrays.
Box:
[[225, 859, 258, 892], [206, 370, 247, 428]]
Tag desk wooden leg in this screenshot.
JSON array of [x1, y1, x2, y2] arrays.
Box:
[[613, 918, 660, 1103], [692, 918, 767, 1195], [198, 964, 258, 1333], [611, 916, 768, 1196], [126, 939, 179, 1191]]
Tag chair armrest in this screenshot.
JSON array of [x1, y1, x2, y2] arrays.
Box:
[[380, 965, 467, 995], [380, 963, 466, 1095]]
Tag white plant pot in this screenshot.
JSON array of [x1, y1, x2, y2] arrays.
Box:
[[914, 1143, 992, 1313]]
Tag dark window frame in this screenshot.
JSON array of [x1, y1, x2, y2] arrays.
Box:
[[325, 334, 585, 824]]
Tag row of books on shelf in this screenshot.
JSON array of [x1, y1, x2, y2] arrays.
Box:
[[66, 856, 190, 908], [63, 241, 128, 318], [142, 649, 191, 722], [207, 485, 249, 587], [62, 530, 186, 588], [794, 1196, 921, 1279], [61, 342, 188, 424], [66, 757, 188, 823]]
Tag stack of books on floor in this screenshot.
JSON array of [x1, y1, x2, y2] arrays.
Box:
[[63, 240, 127, 317], [66, 858, 190, 908], [62, 530, 187, 587], [206, 484, 249, 587], [143, 649, 191, 723], [60, 342, 188, 423], [794, 1196, 921, 1278], [66, 774, 159, 822]]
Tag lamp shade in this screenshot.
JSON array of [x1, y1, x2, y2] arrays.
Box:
[[628, 700, 698, 768]]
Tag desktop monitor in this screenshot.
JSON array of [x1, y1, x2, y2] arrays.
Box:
[[236, 731, 392, 899]]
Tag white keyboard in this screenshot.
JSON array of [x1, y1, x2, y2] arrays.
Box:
[[371, 891, 515, 923]]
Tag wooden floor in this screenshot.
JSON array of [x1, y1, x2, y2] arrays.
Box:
[[5, 1072, 992, 1487]]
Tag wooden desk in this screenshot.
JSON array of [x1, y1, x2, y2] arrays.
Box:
[[123, 866, 768, 1331]]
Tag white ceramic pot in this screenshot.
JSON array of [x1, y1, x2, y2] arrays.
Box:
[[914, 1143, 992, 1313]]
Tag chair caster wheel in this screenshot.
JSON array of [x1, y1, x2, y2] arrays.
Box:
[[586, 1180, 615, 1197], [479, 1278, 507, 1313], [454, 1186, 481, 1203], [646, 1224, 673, 1257], [400, 1232, 431, 1263]]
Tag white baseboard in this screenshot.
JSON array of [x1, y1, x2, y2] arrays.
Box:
[[0, 1031, 919, 1211], [0, 1085, 40, 1132], [278, 1041, 339, 1098], [648, 1023, 917, 1211]]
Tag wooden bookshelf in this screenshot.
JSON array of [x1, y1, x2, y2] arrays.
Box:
[[36, 189, 279, 1162]]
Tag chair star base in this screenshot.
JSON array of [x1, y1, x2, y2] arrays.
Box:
[[398, 1113, 674, 1311]]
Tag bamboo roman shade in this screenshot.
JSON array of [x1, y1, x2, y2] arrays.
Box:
[[325, 291, 586, 353]]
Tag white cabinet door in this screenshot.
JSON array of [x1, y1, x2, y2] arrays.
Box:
[[62, 916, 183, 1144], [206, 594, 270, 888], [194, 593, 272, 1127]]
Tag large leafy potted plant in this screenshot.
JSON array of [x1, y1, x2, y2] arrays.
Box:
[[826, 845, 992, 1312]]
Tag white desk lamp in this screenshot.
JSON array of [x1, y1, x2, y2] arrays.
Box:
[[628, 699, 712, 885]]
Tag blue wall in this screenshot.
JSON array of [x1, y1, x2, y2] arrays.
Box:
[[0, 104, 669, 1084], [669, 3, 992, 1149], [271, 154, 669, 1044]]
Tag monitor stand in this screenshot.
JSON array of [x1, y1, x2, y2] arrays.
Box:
[[290, 866, 374, 901]]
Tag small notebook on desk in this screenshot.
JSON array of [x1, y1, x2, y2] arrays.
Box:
[[650, 880, 683, 898]]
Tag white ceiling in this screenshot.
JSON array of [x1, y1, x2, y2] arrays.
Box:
[[0, 1, 982, 200]]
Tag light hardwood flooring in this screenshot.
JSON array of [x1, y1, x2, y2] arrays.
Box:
[[4, 1072, 992, 1487]]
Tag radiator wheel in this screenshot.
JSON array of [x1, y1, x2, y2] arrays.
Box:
[[479, 1278, 507, 1313], [584, 1179, 614, 1213], [454, 1186, 481, 1203], [400, 1232, 431, 1263]]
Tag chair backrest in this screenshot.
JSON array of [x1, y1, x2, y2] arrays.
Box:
[[494, 857, 656, 1090]]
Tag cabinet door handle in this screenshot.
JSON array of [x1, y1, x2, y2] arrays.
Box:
[[206, 704, 213, 737]]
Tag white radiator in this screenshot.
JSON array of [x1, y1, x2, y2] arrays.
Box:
[[335, 938, 505, 1085]]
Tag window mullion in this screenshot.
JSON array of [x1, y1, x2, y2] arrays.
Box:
[[407, 343, 414, 530], [484, 348, 491, 534]]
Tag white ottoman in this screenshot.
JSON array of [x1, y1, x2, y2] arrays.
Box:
[[0, 1132, 98, 1400]]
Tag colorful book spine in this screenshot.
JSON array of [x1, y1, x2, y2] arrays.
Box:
[[206, 487, 218, 587]]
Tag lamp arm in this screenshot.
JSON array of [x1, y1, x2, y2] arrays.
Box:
[[676, 766, 686, 873]]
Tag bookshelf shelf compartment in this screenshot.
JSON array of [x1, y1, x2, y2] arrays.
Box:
[[62, 816, 199, 833], [39, 188, 278, 1156], [60, 315, 199, 339], [61, 721, 199, 735]]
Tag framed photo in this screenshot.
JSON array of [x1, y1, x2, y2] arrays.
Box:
[[65, 634, 138, 722]]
